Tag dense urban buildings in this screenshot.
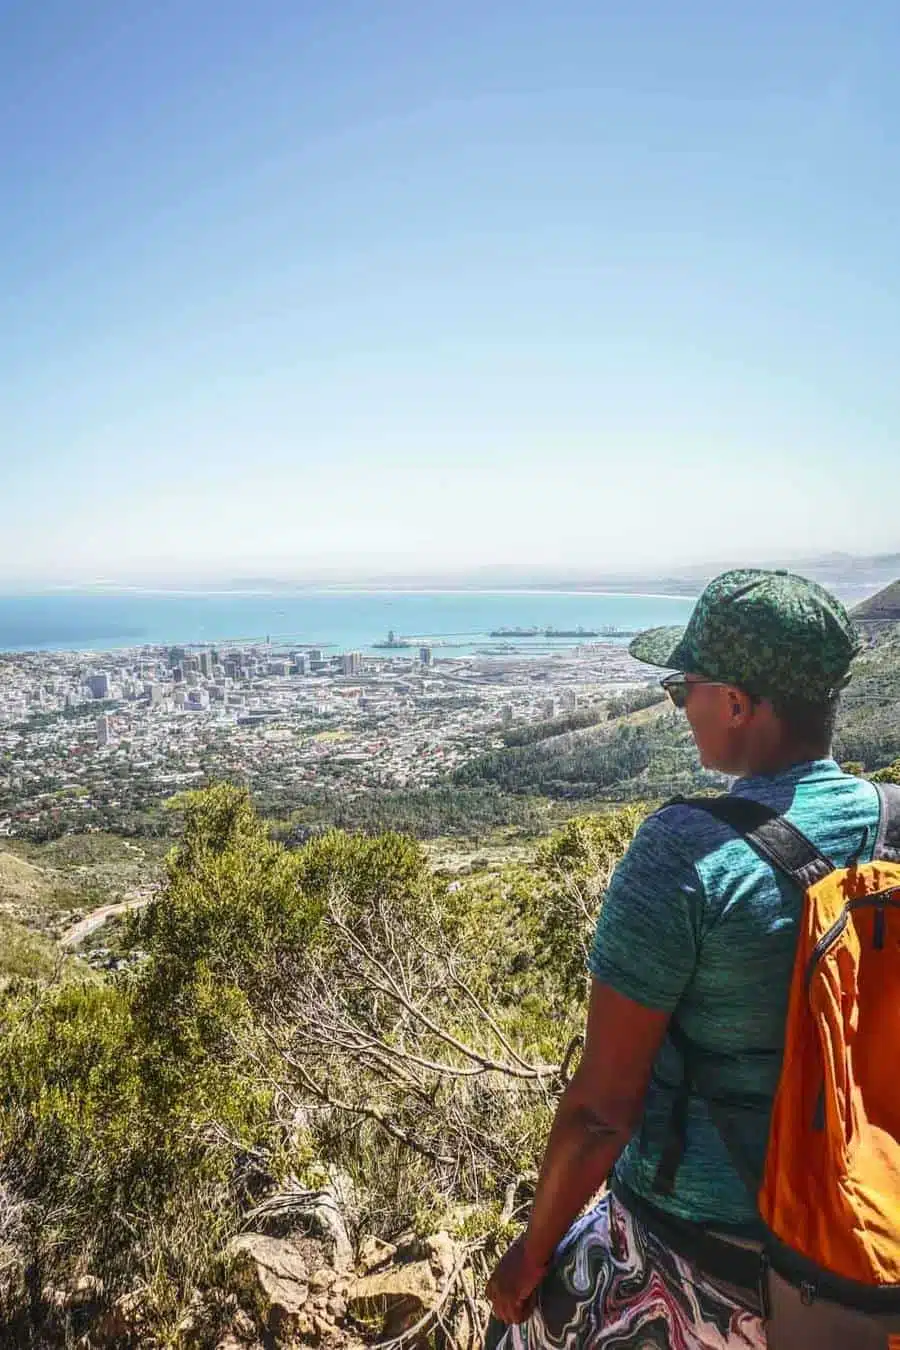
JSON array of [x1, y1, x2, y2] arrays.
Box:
[[0, 639, 651, 838]]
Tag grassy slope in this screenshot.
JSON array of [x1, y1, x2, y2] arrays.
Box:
[[0, 833, 167, 950]]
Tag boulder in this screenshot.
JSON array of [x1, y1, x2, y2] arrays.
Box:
[[244, 1180, 354, 1271], [231, 1306, 259, 1340], [226, 1233, 310, 1337], [308, 1187, 354, 1271], [424, 1231, 457, 1283], [345, 1260, 438, 1337], [357, 1234, 397, 1274]]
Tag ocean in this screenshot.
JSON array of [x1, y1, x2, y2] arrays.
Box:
[[0, 589, 697, 656]]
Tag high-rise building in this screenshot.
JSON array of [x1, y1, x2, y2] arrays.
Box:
[[309, 649, 324, 664], [199, 651, 213, 677], [97, 715, 111, 746], [501, 704, 513, 727], [145, 683, 164, 705], [293, 653, 309, 676], [172, 666, 184, 685], [87, 672, 111, 700], [341, 651, 362, 676], [419, 646, 433, 667]]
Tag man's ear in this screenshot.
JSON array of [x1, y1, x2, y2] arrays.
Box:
[[726, 686, 754, 722]]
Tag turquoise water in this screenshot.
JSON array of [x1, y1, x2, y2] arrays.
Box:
[[0, 590, 696, 654]]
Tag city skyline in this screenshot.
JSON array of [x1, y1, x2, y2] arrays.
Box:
[[3, 2, 900, 579]]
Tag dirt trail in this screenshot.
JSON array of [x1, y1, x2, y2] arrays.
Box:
[[60, 895, 151, 947]]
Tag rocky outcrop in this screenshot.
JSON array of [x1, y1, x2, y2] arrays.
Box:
[[226, 1233, 311, 1338], [220, 1224, 471, 1347], [345, 1260, 438, 1337]]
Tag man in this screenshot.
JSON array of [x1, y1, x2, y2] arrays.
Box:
[[486, 568, 876, 1350]]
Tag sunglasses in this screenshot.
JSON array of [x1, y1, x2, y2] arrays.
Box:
[[660, 672, 729, 709]]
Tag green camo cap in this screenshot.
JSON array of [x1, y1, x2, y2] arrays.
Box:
[[629, 568, 862, 703]]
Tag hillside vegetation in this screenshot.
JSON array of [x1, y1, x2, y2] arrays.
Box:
[[0, 784, 644, 1347]]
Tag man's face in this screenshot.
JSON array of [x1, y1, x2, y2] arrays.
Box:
[[680, 675, 756, 774]]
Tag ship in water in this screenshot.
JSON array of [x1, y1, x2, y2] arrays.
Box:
[[373, 629, 415, 649], [488, 624, 637, 639]]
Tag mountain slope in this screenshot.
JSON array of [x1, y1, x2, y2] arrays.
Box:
[[853, 579, 900, 623]]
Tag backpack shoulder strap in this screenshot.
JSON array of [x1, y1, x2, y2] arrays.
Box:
[[669, 793, 834, 889], [874, 782, 900, 862], [651, 792, 833, 1201]]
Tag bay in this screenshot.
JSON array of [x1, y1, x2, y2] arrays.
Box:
[[0, 590, 696, 655]]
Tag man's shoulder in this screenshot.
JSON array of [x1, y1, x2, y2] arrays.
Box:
[[610, 800, 736, 890], [644, 770, 882, 870], [640, 797, 738, 861]]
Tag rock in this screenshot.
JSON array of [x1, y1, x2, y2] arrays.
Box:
[[424, 1231, 457, 1282], [226, 1233, 310, 1337], [308, 1187, 354, 1271], [311, 1311, 335, 1338], [309, 1266, 337, 1291], [357, 1234, 397, 1274], [247, 1180, 354, 1272], [345, 1260, 438, 1337], [231, 1306, 259, 1339], [176, 1287, 206, 1335], [291, 1309, 315, 1339], [327, 1295, 347, 1321]]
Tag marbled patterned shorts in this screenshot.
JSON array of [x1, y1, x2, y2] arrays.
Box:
[[494, 1193, 766, 1350]]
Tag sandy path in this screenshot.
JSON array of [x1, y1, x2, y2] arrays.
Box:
[[60, 894, 152, 947]]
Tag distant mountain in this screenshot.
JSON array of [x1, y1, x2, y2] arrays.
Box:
[[40, 549, 900, 601], [852, 579, 900, 624]]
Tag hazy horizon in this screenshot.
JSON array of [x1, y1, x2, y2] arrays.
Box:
[[3, 546, 898, 595], [4, 3, 900, 578]]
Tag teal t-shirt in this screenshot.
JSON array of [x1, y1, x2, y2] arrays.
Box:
[[588, 759, 882, 1232]]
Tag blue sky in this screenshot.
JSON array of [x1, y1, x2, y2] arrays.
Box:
[[2, 0, 899, 581]]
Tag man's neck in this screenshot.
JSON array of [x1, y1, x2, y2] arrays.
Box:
[[737, 741, 831, 779]]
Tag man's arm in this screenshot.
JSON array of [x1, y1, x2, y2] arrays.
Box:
[[487, 811, 702, 1324], [486, 979, 670, 1323], [521, 979, 670, 1266]]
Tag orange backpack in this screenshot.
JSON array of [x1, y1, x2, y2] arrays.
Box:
[[664, 784, 900, 1349]]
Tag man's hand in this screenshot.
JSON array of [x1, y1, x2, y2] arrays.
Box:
[[485, 1235, 549, 1326]]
